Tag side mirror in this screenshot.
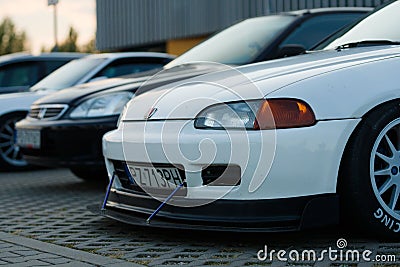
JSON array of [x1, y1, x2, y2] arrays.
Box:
[[276, 44, 306, 59]]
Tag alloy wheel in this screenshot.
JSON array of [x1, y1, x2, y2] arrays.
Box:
[[0, 117, 27, 167], [370, 118, 400, 220]]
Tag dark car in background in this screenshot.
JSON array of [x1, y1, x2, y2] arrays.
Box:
[[16, 7, 370, 180], [0, 52, 85, 94], [166, 7, 371, 66]]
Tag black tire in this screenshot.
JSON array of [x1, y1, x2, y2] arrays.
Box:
[[340, 101, 400, 239], [0, 112, 29, 171], [70, 167, 108, 182]]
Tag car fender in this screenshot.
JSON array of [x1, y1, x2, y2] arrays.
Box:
[[267, 54, 400, 121], [264, 53, 400, 195], [0, 92, 44, 117]]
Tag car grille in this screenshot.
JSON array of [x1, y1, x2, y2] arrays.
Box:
[[28, 104, 68, 120]]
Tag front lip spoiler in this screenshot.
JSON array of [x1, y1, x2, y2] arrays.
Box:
[[89, 189, 340, 232], [89, 204, 300, 233]]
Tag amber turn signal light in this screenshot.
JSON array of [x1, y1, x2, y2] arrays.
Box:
[[254, 99, 316, 129]]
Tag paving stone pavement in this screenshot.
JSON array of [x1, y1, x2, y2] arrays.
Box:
[[0, 231, 137, 266], [0, 168, 399, 266]]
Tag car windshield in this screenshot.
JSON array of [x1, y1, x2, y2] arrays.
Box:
[[321, 1, 400, 50], [165, 15, 296, 68], [30, 57, 106, 92]]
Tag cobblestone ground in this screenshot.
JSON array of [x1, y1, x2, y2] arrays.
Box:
[[0, 168, 399, 266]]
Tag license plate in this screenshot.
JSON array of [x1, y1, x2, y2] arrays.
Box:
[[126, 164, 185, 189], [16, 129, 41, 149]]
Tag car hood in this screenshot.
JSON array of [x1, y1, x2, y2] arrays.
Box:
[[32, 78, 137, 105], [33, 63, 226, 105], [123, 45, 400, 121]]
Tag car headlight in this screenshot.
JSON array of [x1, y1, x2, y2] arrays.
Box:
[[194, 99, 316, 130], [69, 92, 134, 119]]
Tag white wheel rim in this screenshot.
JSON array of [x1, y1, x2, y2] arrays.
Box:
[[370, 118, 400, 220]]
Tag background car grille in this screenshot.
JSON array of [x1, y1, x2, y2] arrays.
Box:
[[28, 104, 68, 120]]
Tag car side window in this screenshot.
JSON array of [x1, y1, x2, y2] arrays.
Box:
[[280, 13, 366, 50], [94, 58, 166, 79], [0, 62, 40, 87]]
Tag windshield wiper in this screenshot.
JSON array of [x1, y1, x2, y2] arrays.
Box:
[[336, 40, 400, 50]]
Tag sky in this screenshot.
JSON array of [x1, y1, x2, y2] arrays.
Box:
[[0, 0, 96, 54]]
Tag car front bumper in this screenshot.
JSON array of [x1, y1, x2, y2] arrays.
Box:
[[101, 118, 360, 230], [16, 117, 118, 168]]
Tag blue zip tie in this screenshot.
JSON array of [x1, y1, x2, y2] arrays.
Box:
[[123, 163, 136, 185], [101, 172, 116, 211], [146, 182, 185, 224]]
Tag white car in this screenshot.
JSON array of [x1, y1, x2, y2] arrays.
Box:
[[0, 52, 174, 170], [102, 1, 400, 236]]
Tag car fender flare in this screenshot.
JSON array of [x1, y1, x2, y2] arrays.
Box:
[[336, 98, 400, 194]]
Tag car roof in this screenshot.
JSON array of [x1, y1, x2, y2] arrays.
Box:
[[284, 7, 373, 16], [82, 52, 176, 60], [0, 52, 86, 64], [221, 7, 372, 33]]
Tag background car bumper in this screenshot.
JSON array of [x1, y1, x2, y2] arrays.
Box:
[[17, 117, 118, 168]]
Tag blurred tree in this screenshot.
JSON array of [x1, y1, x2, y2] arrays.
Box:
[[81, 37, 97, 53], [40, 45, 48, 53], [43, 27, 97, 53], [56, 26, 78, 52], [0, 17, 28, 55]]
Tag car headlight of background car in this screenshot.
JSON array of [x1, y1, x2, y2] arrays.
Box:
[[69, 92, 134, 119], [194, 98, 316, 130]]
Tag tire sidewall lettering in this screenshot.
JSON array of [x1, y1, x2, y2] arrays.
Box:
[[373, 207, 400, 233]]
